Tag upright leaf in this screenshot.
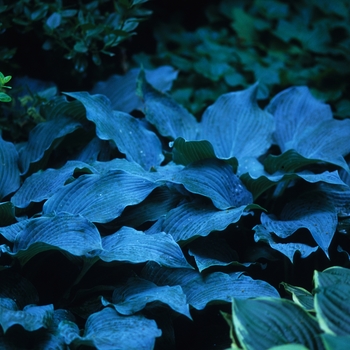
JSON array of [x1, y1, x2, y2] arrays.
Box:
[[18, 117, 82, 174], [199, 83, 274, 160], [137, 69, 199, 140], [65, 91, 164, 169]]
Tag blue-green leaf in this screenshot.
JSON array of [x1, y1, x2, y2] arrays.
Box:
[[281, 282, 314, 311], [19, 117, 82, 174], [314, 267, 350, 336], [102, 276, 191, 318], [142, 263, 279, 310], [99, 226, 192, 269], [321, 334, 350, 349], [71, 307, 162, 350], [258, 192, 337, 258], [0, 213, 102, 264], [137, 69, 199, 140], [0, 135, 20, 200], [199, 83, 274, 160], [266, 86, 350, 171], [11, 161, 95, 208], [232, 297, 323, 350], [147, 200, 256, 244], [254, 224, 319, 263], [91, 66, 178, 113], [0, 302, 54, 333], [166, 158, 253, 209], [43, 170, 159, 223], [65, 91, 164, 169]]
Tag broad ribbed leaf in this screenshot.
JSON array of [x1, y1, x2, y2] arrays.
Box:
[[65, 91, 164, 169], [11, 161, 95, 208], [167, 158, 253, 209], [137, 69, 199, 140], [232, 297, 324, 350], [254, 224, 319, 262], [99, 226, 192, 269], [0, 302, 54, 333], [43, 170, 159, 223], [19, 117, 82, 174], [199, 83, 274, 160], [102, 276, 191, 318], [321, 334, 350, 349], [142, 263, 279, 310], [147, 200, 255, 243], [314, 267, 350, 336], [73, 307, 162, 350], [259, 192, 337, 258], [315, 266, 350, 287], [1, 213, 102, 264], [91, 66, 178, 113], [0, 135, 20, 200]]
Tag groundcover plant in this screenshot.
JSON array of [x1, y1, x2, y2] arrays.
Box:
[[1, 64, 350, 349]]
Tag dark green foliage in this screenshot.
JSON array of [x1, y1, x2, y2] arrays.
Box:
[[134, 0, 350, 117]]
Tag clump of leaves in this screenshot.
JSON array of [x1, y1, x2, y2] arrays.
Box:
[[0, 0, 151, 73], [0, 67, 350, 349], [133, 0, 350, 117]]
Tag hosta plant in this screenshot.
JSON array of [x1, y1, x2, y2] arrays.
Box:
[[0, 65, 350, 349]]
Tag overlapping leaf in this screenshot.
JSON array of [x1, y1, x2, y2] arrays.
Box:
[[142, 263, 279, 310], [11, 161, 95, 208], [66, 307, 161, 350], [102, 276, 191, 318], [65, 91, 164, 170], [0, 135, 20, 200], [256, 192, 337, 258], [0, 301, 54, 333], [254, 224, 319, 263], [43, 170, 159, 223], [165, 158, 253, 210], [0, 213, 102, 264], [18, 117, 82, 175], [147, 200, 257, 244], [99, 226, 192, 269]]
